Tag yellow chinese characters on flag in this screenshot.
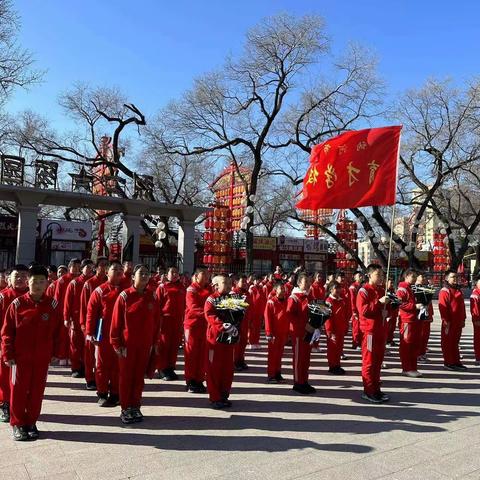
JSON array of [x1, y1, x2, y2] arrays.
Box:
[[296, 126, 402, 210]]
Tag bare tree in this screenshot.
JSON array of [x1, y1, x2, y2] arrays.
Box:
[[149, 13, 329, 271], [0, 0, 41, 106], [396, 78, 480, 269]]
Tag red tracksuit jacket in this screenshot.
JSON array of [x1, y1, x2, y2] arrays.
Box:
[[286, 288, 310, 337], [156, 281, 186, 323], [205, 291, 231, 344], [1, 293, 62, 363], [85, 282, 123, 341], [284, 282, 294, 297], [0, 287, 29, 331], [264, 296, 289, 338], [356, 283, 385, 334], [54, 273, 78, 313], [46, 280, 57, 298], [184, 282, 211, 329], [248, 284, 267, 317], [64, 274, 91, 329], [349, 282, 361, 317], [110, 287, 161, 349], [263, 281, 274, 297], [310, 281, 326, 301], [438, 285, 466, 325], [470, 288, 480, 324], [79, 274, 107, 331], [120, 273, 132, 291], [325, 295, 348, 336], [397, 281, 417, 323]]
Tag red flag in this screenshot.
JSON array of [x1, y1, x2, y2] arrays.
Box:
[[296, 126, 402, 210]]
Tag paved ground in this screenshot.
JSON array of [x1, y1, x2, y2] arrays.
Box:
[[1, 303, 479, 480]]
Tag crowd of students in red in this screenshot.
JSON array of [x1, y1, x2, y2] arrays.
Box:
[[0, 259, 478, 442]]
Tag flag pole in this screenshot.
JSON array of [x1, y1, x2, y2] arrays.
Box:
[[385, 203, 397, 288]]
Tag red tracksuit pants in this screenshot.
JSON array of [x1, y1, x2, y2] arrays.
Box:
[[352, 315, 362, 347], [291, 335, 312, 385], [361, 329, 386, 396], [206, 342, 235, 402], [327, 332, 345, 368], [474, 325, 480, 361], [441, 322, 463, 365], [118, 345, 151, 410], [248, 309, 263, 345], [420, 321, 431, 356], [184, 323, 207, 383], [95, 342, 119, 396], [387, 315, 397, 343], [234, 320, 249, 365], [84, 339, 96, 383], [58, 324, 69, 360], [69, 327, 85, 371], [267, 333, 288, 378], [9, 358, 50, 427], [399, 321, 423, 372], [157, 318, 183, 371], [0, 362, 10, 404]]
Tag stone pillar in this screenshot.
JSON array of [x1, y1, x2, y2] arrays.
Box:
[[121, 214, 141, 265], [178, 219, 195, 274], [16, 205, 40, 265]]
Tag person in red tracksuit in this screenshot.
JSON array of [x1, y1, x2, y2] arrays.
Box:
[[86, 261, 124, 407], [184, 268, 211, 394], [264, 281, 289, 383], [1, 265, 62, 441], [470, 277, 480, 365], [54, 258, 81, 363], [439, 270, 467, 371], [111, 264, 161, 424], [46, 265, 66, 298], [325, 281, 349, 375], [356, 263, 390, 404], [64, 259, 94, 378], [287, 273, 316, 395], [310, 272, 326, 301], [397, 269, 424, 377], [284, 273, 296, 297], [415, 273, 434, 362], [233, 275, 252, 371], [386, 278, 399, 347], [349, 272, 363, 349], [263, 274, 275, 298], [0, 265, 29, 423], [79, 257, 108, 390], [156, 267, 186, 381], [205, 274, 238, 409], [247, 275, 266, 350], [120, 261, 133, 290]]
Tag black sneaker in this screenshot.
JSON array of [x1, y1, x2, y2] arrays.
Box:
[[444, 364, 456, 371], [160, 368, 177, 381], [378, 391, 390, 402], [293, 383, 314, 395], [120, 408, 135, 424], [275, 373, 286, 383], [71, 369, 85, 379], [12, 426, 29, 441], [453, 363, 468, 371], [210, 401, 226, 409], [361, 392, 383, 404], [222, 399, 232, 408], [192, 381, 207, 394], [340, 354, 348, 360], [104, 394, 119, 407], [0, 403, 10, 423], [388, 341, 397, 347], [97, 393, 109, 407], [85, 381, 97, 391], [131, 408, 143, 422], [235, 361, 249, 372], [329, 366, 346, 375], [186, 380, 195, 392], [26, 425, 39, 440], [267, 377, 279, 384], [304, 383, 316, 394]]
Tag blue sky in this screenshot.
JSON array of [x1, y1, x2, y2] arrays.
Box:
[[8, 0, 480, 129]]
